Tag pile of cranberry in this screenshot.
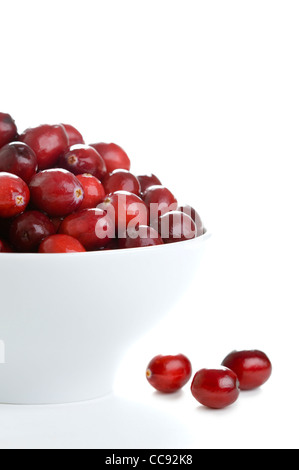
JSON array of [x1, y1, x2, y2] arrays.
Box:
[[0, 112, 204, 253]]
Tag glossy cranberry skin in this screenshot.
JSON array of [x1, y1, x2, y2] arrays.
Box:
[[99, 191, 149, 235], [159, 211, 197, 243], [19, 124, 69, 170], [119, 225, 164, 249], [39, 234, 86, 253], [90, 143, 130, 173], [61, 124, 84, 146], [146, 354, 192, 393], [9, 210, 56, 252], [104, 169, 141, 196], [76, 174, 106, 210], [0, 239, 12, 252], [137, 174, 162, 194], [59, 144, 107, 180], [178, 205, 204, 236], [29, 169, 84, 217], [0, 113, 18, 148], [0, 142, 37, 183], [191, 368, 240, 409], [143, 185, 178, 225], [59, 208, 114, 250], [0, 173, 30, 218], [221, 350, 272, 390]]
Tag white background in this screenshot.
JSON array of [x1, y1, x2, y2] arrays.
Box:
[[1, 0, 299, 449]]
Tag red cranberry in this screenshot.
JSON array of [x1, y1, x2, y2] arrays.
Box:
[[99, 191, 148, 236], [104, 169, 141, 196], [19, 124, 69, 170], [159, 211, 197, 243], [0, 239, 12, 252], [191, 367, 240, 409], [9, 210, 56, 252], [50, 217, 64, 233], [146, 354, 192, 393], [59, 144, 107, 180], [61, 124, 85, 146], [178, 205, 204, 236], [137, 174, 162, 194], [143, 186, 178, 226], [0, 113, 18, 148], [90, 143, 130, 173], [29, 169, 84, 217], [76, 174, 106, 210], [0, 142, 37, 183], [119, 225, 163, 249], [221, 350, 272, 391], [0, 173, 30, 218], [59, 208, 114, 250], [38, 234, 86, 253]]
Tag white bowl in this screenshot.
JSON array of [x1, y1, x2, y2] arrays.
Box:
[[0, 233, 210, 404]]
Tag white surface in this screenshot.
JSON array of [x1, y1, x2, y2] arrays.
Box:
[[0, 0, 299, 448]]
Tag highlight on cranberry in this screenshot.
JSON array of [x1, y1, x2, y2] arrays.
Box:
[[0, 112, 206, 253], [146, 354, 192, 393]]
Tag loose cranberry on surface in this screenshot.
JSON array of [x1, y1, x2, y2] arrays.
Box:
[[90, 142, 131, 173], [146, 354, 192, 393], [99, 191, 149, 235], [0, 142, 37, 183], [76, 174, 106, 210], [59, 144, 107, 180], [0, 239, 12, 252], [178, 205, 204, 236], [191, 367, 240, 409], [143, 186, 178, 225], [159, 211, 197, 244], [119, 225, 164, 249], [29, 169, 84, 217], [59, 208, 114, 251], [0, 173, 30, 218], [104, 169, 141, 196], [0, 113, 18, 148], [61, 124, 85, 146], [19, 124, 69, 170], [221, 350, 272, 391], [9, 210, 55, 252], [137, 174, 162, 194], [38, 234, 86, 253]]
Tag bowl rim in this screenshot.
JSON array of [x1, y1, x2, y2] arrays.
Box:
[[0, 231, 211, 258]]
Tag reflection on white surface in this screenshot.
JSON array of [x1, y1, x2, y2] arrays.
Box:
[[0, 394, 193, 449]]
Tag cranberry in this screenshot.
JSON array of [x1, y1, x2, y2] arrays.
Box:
[[50, 217, 64, 233], [59, 208, 114, 250], [9, 210, 56, 252], [90, 142, 130, 173], [38, 234, 86, 253], [29, 169, 84, 217], [159, 211, 197, 243], [221, 350, 272, 390], [76, 174, 106, 210], [59, 144, 107, 180], [143, 185, 178, 226], [178, 205, 204, 236], [137, 174, 162, 194], [0, 142, 37, 183], [0, 239, 12, 252], [99, 191, 148, 236], [19, 124, 69, 170], [191, 368, 240, 409], [119, 225, 164, 249], [104, 169, 141, 196], [146, 354, 192, 393], [61, 124, 85, 146], [0, 173, 30, 218], [0, 113, 18, 148]]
